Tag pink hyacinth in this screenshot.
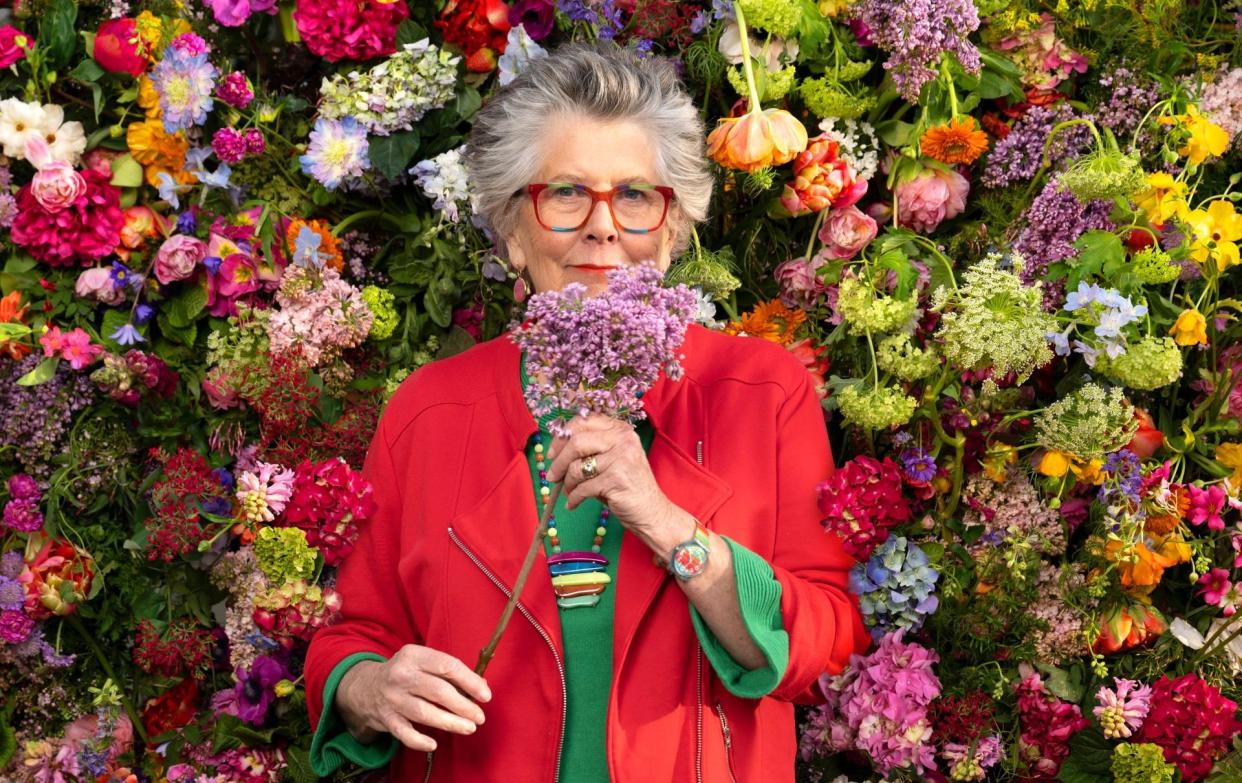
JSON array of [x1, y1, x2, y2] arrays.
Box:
[[1186, 483, 1227, 530], [894, 166, 969, 234], [1093, 678, 1152, 738], [236, 462, 296, 523]]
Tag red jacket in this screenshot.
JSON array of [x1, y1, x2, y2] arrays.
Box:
[[306, 324, 869, 782]]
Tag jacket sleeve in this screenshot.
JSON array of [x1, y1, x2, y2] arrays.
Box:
[[765, 368, 870, 704], [304, 415, 420, 744]]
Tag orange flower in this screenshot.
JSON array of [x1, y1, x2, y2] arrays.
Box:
[[286, 218, 344, 272], [1038, 449, 1071, 477], [0, 291, 33, 360], [1144, 485, 1190, 537], [1092, 601, 1167, 655], [1104, 534, 1191, 591], [919, 116, 990, 165], [116, 205, 170, 261], [724, 300, 806, 345], [137, 75, 162, 119], [126, 118, 195, 188], [707, 108, 808, 172]]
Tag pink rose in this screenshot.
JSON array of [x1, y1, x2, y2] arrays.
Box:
[[155, 234, 207, 284], [818, 205, 878, 259], [75, 266, 126, 305], [774, 255, 830, 309], [0, 26, 32, 69], [24, 136, 86, 213], [895, 167, 969, 234]]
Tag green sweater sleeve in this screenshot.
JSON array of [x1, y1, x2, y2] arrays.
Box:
[[689, 536, 789, 699], [309, 652, 398, 776]]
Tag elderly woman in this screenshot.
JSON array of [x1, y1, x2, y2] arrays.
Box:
[[305, 43, 868, 782]]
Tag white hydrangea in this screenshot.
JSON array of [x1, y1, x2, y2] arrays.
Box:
[[817, 117, 879, 181], [410, 145, 472, 223], [318, 39, 460, 136]]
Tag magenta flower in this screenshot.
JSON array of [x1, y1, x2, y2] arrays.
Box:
[[0, 608, 34, 643], [1198, 568, 1238, 616], [1187, 484, 1227, 530], [1093, 678, 1152, 738]]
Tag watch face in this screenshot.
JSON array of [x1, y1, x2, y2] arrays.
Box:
[[673, 542, 708, 578]]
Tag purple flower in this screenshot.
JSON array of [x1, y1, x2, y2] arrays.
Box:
[[203, 0, 278, 27], [8, 473, 40, 501], [151, 47, 219, 133], [1013, 179, 1114, 292], [3, 497, 43, 532], [982, 103, 1093, 189], [234, 655, 289, 724], [135, 303, 156, 324], [0, 608, 33, 643], [509, 0, 555, 39], [177, 210, 197, 234], [856, 0, 980, 102], [0, 551, 22, 578], [212, 127, 249, 165], [110, 323, 145, 347], [0, 575, 25, 610], [1099, 449, 1142, 506], [217, 71, 255, 107], [900, 448, 937, 482]]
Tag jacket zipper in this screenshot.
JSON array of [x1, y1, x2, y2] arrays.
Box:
[[695, 646, 703, 783], [422, 751, 434, 783], [447, 527, 567, 783], [715, 702, 739, 783]]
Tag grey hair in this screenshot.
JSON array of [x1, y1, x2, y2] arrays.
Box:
[[464, 41, 713, 258]]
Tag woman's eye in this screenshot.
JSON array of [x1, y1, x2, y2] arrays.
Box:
[[553, 186, 578, 198]]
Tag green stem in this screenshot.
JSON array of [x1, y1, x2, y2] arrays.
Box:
[[733, 3, 764, 113], [67, 615, 149, 745], [805, 209, 827, 261], [941, 58, 958, 119]]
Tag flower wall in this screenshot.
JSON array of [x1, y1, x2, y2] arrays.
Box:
[[1, 0, 1242, 781]]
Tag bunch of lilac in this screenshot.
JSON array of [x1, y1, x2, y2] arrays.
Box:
[[1198, 66, 1242, 145], [855, 0, 981, 103], [1013, 179, 1115, 285], [811, 631, 941, 775], [513, 263, 697, 437], [849, 536, 940, 640], [981, 104, 1093, 188], [1096, 65, 1162, 138], [1047, 282, 1147, 366], [0, 355, 96, 479], [2, 473, 43, 533]]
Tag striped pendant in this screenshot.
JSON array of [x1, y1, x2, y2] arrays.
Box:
[[547, 551, 610, 609]]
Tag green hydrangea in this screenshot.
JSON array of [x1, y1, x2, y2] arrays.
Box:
[[1057, 150, 1147, 202], [836, 60, 874, 82], [727, 65, 796, 102], [837, 384, 918, 430], [838, 277, 917, 335], [1035, 382, 1138, 460], [1130, 246, 1181, 284], [206, 303, 271, 368], [319, 40, 460, 135], [1096, 336, 1183, 390], [254, 527, 319, 586], [736, 0, 803, 38], [934, 255, 1056, 384], [801, 77, 875, 120], [1111, 743, 1176, 783], [362, 286, 399, 341], [877, 334, 940, 382], [665, 251, 742, 300]]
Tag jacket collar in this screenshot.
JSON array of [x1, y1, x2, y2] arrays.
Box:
[[462, 329, 733, 667]]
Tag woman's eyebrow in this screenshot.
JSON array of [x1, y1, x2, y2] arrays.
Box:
[[544, 174, 651, 185]]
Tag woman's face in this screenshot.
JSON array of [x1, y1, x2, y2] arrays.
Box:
[[503, 114, 678, 297]]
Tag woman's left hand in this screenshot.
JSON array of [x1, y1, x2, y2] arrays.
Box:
[[545, 413, 676, 537]]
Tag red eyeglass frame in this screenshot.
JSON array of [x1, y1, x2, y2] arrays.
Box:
[[523, 182, 677, 234]]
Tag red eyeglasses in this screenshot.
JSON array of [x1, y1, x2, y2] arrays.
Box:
[[523, 182, 676, 234]]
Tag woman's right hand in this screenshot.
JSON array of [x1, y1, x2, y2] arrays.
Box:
[[334, 644, 491, 752]]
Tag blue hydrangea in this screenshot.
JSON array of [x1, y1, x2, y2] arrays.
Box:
[[849, 536, 940, 640]]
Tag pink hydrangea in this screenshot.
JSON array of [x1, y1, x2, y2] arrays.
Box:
[[895, 166, 969, 234], [203, 0, 278, 27], [266, 266, 374, 367], [11, 167, 123, 267], [1136, 673, 1242, 782], [280, 458, 377, 565], [292, 0, 408, 62]]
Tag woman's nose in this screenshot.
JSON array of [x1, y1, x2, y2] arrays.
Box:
[[583, 199, 619, 243]]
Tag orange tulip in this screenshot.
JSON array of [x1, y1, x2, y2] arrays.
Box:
[[1104, 535, 1191, 591], [1092, 602, 1167, 655], [707, 107, 808, 172]]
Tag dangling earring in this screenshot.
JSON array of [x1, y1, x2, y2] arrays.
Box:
[[513, 275, 528, 303]]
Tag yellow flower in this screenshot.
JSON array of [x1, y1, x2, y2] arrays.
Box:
[[126, 118, 195, 188], [1070, 458, 1106, 485], [1038, 450, 1071, 478], [1216, 443, 1242, 487], [135, 11, 192, 62], [818, 0, 855, 18], [982, 444, 1017, 483], [1169, 309, 1208, 346], [707, 108, 808, 172], [1159, 106, 1229, 165], [137, 75, 162, 119], [1132, 172, 1188, 225], [1185, 199, 1242, 269]]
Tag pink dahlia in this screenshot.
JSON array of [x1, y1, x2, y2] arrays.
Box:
[[1135, 673, 1242, 782], [293, 0, 408, 62], [1014, 672, 1090, 781], [280, 458, 377, 565], [11, 168, 123, 267], [816, 455, 911, 559]]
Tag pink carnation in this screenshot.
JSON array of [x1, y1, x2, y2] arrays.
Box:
[[816, 455, 911, 560], [895, 166, 969, 234], [11, 167, 123, 267], [819, 205, 878, 260], [293, 0, 408, 62]]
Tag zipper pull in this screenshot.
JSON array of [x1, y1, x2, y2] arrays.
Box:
[[695, 439, 703, 465]]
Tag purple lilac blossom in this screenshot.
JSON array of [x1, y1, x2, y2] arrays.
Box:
[[1013, 179, 1114, 295], [856, 0, 980, 102], [0, 355, 96, 480], [1096, 65, 1161, 138], [982, 103, 1093, 188]]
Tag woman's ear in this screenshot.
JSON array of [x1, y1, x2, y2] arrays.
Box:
[[504, 233, 527, 275]]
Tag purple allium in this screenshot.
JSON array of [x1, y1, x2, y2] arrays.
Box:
[[212, 127, 249, 165], [0, 608, 34, 643], [216, 71, 255, 108], [900, 447, 937, 482], [513, 263, 697, 437], [1013, 179, 1114, 290], [981, 103, 1093, 189], [856, 0, 981, 102]]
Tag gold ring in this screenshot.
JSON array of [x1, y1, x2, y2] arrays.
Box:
[[581, 456, 598, 480]]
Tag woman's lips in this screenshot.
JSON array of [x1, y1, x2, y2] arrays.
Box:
[[572, 264, 616, 272]]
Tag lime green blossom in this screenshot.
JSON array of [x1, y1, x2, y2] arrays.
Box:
[[877, 334, 940, 381], [205, 303, 271, 368], [1129, 246, 1181, 284], [1035, 382, 1137, 460], [1057, 150, 1146, 202], [1110, 743, 1176, 783], [836, 60, 874, 82], [837, 384, 918, 430], [254, 526, 319, 586], [934, 255, 1056, 383], [801, 77, 875, 120], [736, 0, 803, 38], [838, 277, 917, 336], [664, 251, 742, 300], [728, 65, 796, 102], [362, 286, 399, 341], [1096, 336, 1183, 390]]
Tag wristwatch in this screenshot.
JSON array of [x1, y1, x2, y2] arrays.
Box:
[[667, 522, 712, 581]]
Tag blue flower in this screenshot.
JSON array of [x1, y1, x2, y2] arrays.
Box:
[[156, 172, 182, 209], [135, 303, 155, 325], [293, 225, 325, 269], [1063, 281, 1103, 311], [110, 323, 145, 346], [849, 536, 940, 640]]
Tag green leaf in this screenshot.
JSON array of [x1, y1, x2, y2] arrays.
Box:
[[210, 715, 277, 753], [166, 283, 209, 328], [395, 19, 429, 47], [0, 322, 31, 340], [1035, 661, 1085, 702], [0, 707, 15, 771], [1056, 727, 1112, 783], [424, 284, 452, 328], [110, 153, 145, 188], [875, 119, 915, 148], [17, 357, 59, 386], [876, 249, 918, 299], [40, 0, 78, 69], [454, 86, 482, 121], [157, 311, 197, 347], [4, 254, 38, 275], [368, 131, 421, 179], [1068, 230, 1124, 291], [68, 58, 105, 83], [284, 746, 319, 783]]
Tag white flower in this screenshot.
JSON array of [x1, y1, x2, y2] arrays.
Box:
[[410, 145, 471, 223], [691, 288, 720, 326], [717, 22, 797, 71], [498, 25, 547, 86], [0, 99, 85, 164], [1168, 616, 1205, 649]]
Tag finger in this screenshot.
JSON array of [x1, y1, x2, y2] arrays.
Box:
[[564, 475, 610, 511], [398, 694, 480, 736], [546, 417, 632, 463], [547, 432, 616, 483], [413, 672, 488, 725], [384, 714, 438, 752], [416, 647, 493, 703]]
